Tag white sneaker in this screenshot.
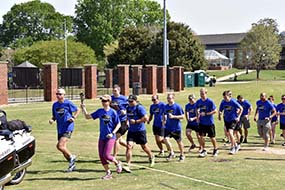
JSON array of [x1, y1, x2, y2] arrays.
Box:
[[199, 150, 207, 158], [69, 155, 76, 167], [262, 146, 269, 151], [235, 144, 241, 153], [229, 147, 235, 155]]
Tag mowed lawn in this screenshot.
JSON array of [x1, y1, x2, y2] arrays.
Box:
[[3, 80, 285, 190]]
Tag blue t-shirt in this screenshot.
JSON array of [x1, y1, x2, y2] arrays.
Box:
[[164, 103, 184, 132], [270, 103, 278, 122], [185, 103, 198, 126], [52, 99, 78, 134], [238, 99, 251, 116], [196, 98, 216, 126], [127, 104, 147, 132], [112, 95, 128, 122], [256, 100, 275, 120], [149, 102, 165, 128], [91, 108, 120, 140], [219, 99, 242, 122], [277, 103, 285, 124]]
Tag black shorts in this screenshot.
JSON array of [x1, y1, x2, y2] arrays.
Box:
[[58, 131, 72, 141], [186, 123, 199, 132], [280, 123, 285, 130], [224, 120, 239, 131], [164, 129, 182, 141], [199, 124, 216, 138], [127, 131, 147, 145], [116, 121, 128, 136], [152, 126, 165, 137]]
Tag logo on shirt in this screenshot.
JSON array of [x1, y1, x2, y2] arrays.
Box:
[[258, 105, 265, 111], [225, 105, 232, 111], [101, 114, 111, 124], [56, 108, 65, 117], [166, 109, 173, 114], [127, 110, 135, 118], [153, 107, 160, 114], [199, 105, 207, 112]]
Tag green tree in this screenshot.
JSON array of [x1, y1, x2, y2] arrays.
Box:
[[13, 40, 96, 68], [74, 0, 167, 58], [107, 25, 158, 67], [146, 22, 207, 71], [0, 0, 72, 48], [240, 18, 282, 79]]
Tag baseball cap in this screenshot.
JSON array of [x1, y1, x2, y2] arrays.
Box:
[[188, 94, 196, 99], [128, 94, 137, 101], [100, 94, 111, 101]]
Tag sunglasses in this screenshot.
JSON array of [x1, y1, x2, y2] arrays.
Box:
[[56, 93, 63, 96], [128, 100, 134, 103], [282, 98, 285, 100], [101, 100, 109, 103], [152, 99, 156, 101]]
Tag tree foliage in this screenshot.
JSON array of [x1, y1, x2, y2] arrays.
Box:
[[108, 22, 207, 71], [74, 0, 167, 58], [240, 18, 282, 79], [13, 40, 96, 68], [107, 26, 158, 67], [0, 0, 72, 48]]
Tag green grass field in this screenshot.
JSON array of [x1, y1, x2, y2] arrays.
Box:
[[3, 80, 285, 190]]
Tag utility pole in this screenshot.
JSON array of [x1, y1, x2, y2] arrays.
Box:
[[64, 19, 68, 68], [163, 0, 168, 88]]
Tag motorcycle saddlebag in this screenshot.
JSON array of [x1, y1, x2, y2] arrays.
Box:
[[0, 150, 16, 178], [17, 139, 35, 164]]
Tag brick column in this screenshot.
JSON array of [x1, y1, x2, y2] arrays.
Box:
[[173, 66, 183, 92], [157, 66, 167, 93], [145, 65, 157, 94], [104, 69, 113, 88], [43, 63, 58, 102], [168, 67, 175, 90], [84, 64, 97, 99], [117, 65, 129, 96], [0, 61, 8, 105]]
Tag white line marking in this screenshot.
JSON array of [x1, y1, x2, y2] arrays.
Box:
[[131, 164, 236, 190]]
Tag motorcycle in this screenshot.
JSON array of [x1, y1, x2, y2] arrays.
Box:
[[0, 110, 35, 189]]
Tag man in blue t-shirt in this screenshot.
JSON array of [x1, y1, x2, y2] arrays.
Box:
[[124, 94, 154, 172], [254, 92, 276, 151], [276, 94, 285, 146], [237, 95, 252, 143], [196, 88, 218, 157], [49, 88, 80, 172], [147, 95, 166, 156], [111, 84, 128, 157], [164, 93, 185, 162], [185, 94, 200, 152], [219, 91, 243, 155]]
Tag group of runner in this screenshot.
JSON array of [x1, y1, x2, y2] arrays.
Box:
[[48, 86, 285, 180]]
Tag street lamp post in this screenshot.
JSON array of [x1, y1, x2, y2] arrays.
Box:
[[246, 55, 249, 74], [163, 0, 168, 90], [64, 19, 68, 68]]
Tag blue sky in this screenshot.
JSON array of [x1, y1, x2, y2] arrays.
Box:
[[1, 0, 285, 34]]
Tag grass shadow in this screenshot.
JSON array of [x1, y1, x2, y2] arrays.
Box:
[[245, 157, 285, 161]]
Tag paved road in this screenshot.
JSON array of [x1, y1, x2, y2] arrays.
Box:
[[216, 70, 255, 82]]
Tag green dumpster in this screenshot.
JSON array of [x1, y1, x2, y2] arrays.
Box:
[[184, 72, 195, 88], [194, 70, 205, 87]]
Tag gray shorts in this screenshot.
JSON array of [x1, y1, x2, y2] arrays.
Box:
[[257, 120, 271, 139], [238, 115, 250, 129]]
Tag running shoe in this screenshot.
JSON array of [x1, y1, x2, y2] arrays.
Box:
[[122, 165, 132, 173], [262, 146, 269, 151], [116, 161, 122, 173], [166, 152, 175, 161], [212, 149, 219, 157], [158, 150, 165, 156], [282, 142, 285, 146], [149, 155, 155, 167], [199, 150, 207, 158], [178, 155, 185, 162], [235, 144, 241, 153], [69, 155, 76, 167], [229, 147, 235, 155], [66, 164, 76, 172], [101, 172, 112, 180], [243, 138, 248, 143]]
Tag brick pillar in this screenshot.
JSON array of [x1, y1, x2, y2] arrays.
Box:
[[157, 66, 167, 93], [132, 65, 142, 83], [145, 65, 157, 94], [0, 62, 8, 105], [104, 69, 113, 88], [168, 67, 175, 90], [173, 66, 183, 92], [43, 63, 58, 102], [117, 65, 129, 96], [181, 67, 185, 90], [84, 64, 97, 99]]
